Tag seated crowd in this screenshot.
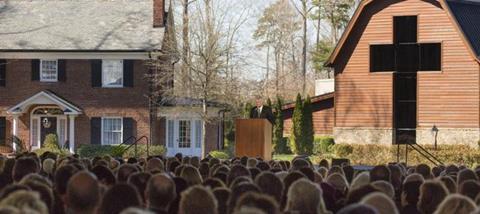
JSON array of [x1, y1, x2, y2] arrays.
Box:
[[0, 152, 480, 214]]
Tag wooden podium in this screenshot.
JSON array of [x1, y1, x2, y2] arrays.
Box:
[[235, 119, 272, 160]]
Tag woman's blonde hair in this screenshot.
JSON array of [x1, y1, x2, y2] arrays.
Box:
[[0, 190, 48, 214], [433, 194, 476, 214], [360, 192, 399, 214], [286, 178, 329, 214]]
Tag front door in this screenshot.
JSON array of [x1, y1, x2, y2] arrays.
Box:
[[166, 119, 203, 157], [40, 117, 57, 145]]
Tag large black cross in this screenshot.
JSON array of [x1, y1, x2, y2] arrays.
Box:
[[369, 16, 442, 144]]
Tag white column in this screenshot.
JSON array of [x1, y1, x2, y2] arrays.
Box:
[[68, 115, 76, 154], [12, 115, 19, 152]]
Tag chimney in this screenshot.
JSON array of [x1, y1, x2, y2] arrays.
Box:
[[153, 0, 165, 27]]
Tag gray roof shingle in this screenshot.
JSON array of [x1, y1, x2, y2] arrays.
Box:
[[446, 0, 480, 58], [0, 0, 164, 51]]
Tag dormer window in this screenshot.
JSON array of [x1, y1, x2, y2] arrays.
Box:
[[102, 60, 124, 87], [40, 60, 58, 82]]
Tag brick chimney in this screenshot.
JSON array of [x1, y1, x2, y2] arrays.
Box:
[[153, 0, 165, 27]]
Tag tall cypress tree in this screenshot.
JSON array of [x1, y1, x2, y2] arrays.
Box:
[[243, 102, 253, 118], [290, 93, 305, 154], [303, 95, 314, 155], [266, 97, 272, 108], [273, 96, 286, 154]]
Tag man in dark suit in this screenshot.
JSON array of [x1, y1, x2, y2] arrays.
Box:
[[250, 97, 275, 124]]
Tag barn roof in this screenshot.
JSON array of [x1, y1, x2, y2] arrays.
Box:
[[0, 0, 164, 51], [446, 0, 480, 58], [282, 92, 334, 110], [326, 0, 480, 67]]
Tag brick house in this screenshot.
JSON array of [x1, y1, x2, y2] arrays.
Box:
[[0, 0, 224, 156]]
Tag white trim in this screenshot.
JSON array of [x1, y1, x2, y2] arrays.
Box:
[[165, 116, 203, 157], [69, 115, 76, 154], [0, 52, 151, 60], [7, 91, 82, 115], [101, 117, 123, 145], [40, 59, 58, 82]]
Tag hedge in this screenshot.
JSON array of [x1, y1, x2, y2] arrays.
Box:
[[322, 144, 480, 167], [77, 144, 166, 158], [313, 137, 335, 155], [209, 150, 231, 159]]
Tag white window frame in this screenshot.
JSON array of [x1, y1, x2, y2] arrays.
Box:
[[101, 117, 123, 145], [40, 59, 58, 82], [101, 59, 124, 88]]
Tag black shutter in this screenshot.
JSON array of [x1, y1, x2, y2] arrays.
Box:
[[123, 60, 134, 87], [91, 117, 102, 145], [91, 60, 102, 87], [123, 117, 135, 144], [0, 59, 6, 87], [58, 60, 66, 82], [0, 117, 5, 145], [31, 59, 40, 81]]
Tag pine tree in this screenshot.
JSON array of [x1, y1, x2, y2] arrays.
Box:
[[303, 95, 314, 155], [290, 93, 305, 154], [273, 96, 286, 154]]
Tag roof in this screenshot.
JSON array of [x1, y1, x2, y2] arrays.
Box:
[[282, 92, 334, 110], [326, 0, 480, 66], [0, 0, 164, 51], [446, 0, 480, 58], [7, 90, 82, 115]]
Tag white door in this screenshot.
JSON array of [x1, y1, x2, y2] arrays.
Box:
[[166, 119, 202, 157]]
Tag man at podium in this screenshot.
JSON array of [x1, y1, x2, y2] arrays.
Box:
[[249, 97, 275, 124]]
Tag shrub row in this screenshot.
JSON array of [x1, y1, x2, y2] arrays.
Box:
[[323, 144, 480, 167], [77, 144, 166, 158]]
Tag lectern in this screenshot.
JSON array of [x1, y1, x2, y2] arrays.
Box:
[[235, 119, 272, 160]]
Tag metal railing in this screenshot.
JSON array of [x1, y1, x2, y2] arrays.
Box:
[[118, 135, 150, 158]]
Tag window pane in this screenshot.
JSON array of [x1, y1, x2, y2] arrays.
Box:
[[179, 120, 191, 148], [102, 60, 123, 87], [102, 118, 123, 145], [31, 118, 39, 147], [195, 120, 202, 148], [41, 60, 58, 81], [370, 45, 395, 72]]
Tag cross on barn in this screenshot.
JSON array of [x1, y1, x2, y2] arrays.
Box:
[[324, 0, 480, 146], [370, 16, 442, 144]]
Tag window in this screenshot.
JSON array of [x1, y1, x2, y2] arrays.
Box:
[[370, 45, 395, 72], [102, 118, 123, 145], [167, 120, 174, 148], [178, 120, 191, 148], [40, 60, 58, 82], [195, 120, 202, 148], [31, 118, 39, 148], [394, 16, 417, 44], [102, 60, 123, 87]]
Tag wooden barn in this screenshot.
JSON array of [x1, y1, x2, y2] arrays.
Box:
[[283, 92, 334, 137], [325, 0, 480, 145]]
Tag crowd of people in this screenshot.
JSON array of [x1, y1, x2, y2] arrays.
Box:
[[0, 151, 480, 214]]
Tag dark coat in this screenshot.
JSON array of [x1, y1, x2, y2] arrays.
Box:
[[250, 106, 275, 124]]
